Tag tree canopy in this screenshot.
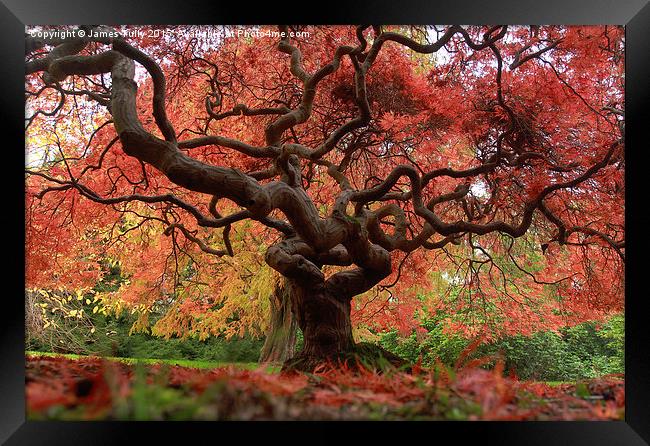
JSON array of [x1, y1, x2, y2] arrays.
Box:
[[25, 25, 624, 368]]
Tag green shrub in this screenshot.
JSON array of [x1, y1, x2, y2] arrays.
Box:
[[378, 313, 625, 381], [597, 313, 625, 373], [378, 312, 469, 367]]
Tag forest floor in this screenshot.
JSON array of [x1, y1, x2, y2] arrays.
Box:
[[25, 353, 624, 421]]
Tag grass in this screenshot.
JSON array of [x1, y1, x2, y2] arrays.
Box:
[[26, 350, 280, 373], [541, 381, 573, 387]]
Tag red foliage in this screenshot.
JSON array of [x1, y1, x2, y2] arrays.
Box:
[[25, 25, 625, 339]]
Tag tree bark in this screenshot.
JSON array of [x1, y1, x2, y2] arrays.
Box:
[[258, 279, 297, 364], [281, 277, 406, 373], [281, 280, 355, 372]]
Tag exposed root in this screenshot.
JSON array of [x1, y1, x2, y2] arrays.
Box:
[[281, 342, 409, 374]]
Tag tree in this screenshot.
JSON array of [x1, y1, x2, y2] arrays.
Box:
[[25, 25, 625, 371], [258, 278, 298, 364]]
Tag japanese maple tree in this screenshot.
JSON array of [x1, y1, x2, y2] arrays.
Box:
[[25, 25, 624, 371]]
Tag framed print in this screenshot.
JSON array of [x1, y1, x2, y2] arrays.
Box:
[[1, 0, 648, 444]]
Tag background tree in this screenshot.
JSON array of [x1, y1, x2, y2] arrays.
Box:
[[26, 25, 624, 371]]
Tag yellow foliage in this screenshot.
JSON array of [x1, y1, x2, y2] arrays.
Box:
[[353, 326, 381, 343]]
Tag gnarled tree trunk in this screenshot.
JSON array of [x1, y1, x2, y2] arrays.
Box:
[[259, 279, 297, 364], [281, 277, 406, 373], [263, 229, 398, 372], [289, 281, 354, 364]]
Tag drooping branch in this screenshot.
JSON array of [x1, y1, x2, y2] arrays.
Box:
[[178, 135, 279, 158], [348, 137, 620, 247], [510, 38, 562, 70], [205, 101, 291, 121], [26, 37, 88, 75], [28, 32, 372, 261], [27, 169, 250, 229], [111, 38, 177, 143], [538, 201, 625, 260], [264, 25, 368, 148], [164, 222, 229, 257]]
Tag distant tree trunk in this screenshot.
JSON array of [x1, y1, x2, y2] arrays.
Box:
[[25, 290, 44, 349], [258, 279, 297, 364]]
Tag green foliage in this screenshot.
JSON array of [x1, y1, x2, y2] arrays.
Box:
[[378, 313, 625, 381], [378, 311, 473, 366], [295, 327, 304, 352], [27, 309, 264, 363], [26, 351, 264, 370], [476, 332, 586, 380], [597, 314, 625, 372], [123, 329, 264, 363]]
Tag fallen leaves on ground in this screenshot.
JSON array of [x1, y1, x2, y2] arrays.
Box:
[[25, 354, 624, 421]]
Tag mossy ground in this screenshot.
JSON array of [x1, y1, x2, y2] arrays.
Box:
[[281, 342, 408, 373]]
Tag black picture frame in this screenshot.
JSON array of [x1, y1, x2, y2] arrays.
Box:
[[2, 1, 648, 444]]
